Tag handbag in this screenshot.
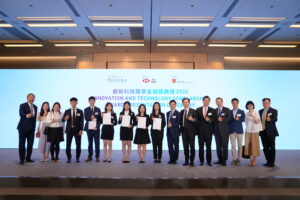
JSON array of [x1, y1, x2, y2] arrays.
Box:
[[242, 145, 250, 159]]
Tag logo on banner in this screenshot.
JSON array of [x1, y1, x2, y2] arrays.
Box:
[[142, 76, 156, 83], [107, 75, 127, 83], [171, 76, 193, 84]]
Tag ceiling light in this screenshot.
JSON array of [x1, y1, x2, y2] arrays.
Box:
[[230, 17, 285, 22], [208, 44, 247, 47], [0, 23, 13, 27], [92, 22, 143, 27], [54, 43, 93, 47], [105, 43, 144, 46], [27, 23, 77, 27], [290, 24, 300, 28], [4, 44, 43, 47], [160, 22, 210, 27], [258, 44, 297, 48], [225, 23, 275, 28], [157, 43, 196, 46]]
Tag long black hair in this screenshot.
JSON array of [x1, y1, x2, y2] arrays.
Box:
[[151, 102, 161, 116], [40, 102, 50, 117], [122, 101, 132, 113], [105, 102, 114, 114], [51, 102, 61, 114], [138, 104, 147, 116]]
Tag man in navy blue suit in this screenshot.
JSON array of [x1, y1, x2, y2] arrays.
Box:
[[17, 93, 38, 165], [166, 100, 180, 164], [84, 96, 102, 162], [229, 98, 245, 166], [259, 98, 279, 168]]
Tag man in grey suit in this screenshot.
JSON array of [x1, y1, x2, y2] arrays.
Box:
[[214, 97, 231, 166]]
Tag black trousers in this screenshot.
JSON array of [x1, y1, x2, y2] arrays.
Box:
[[181, 129, 195, 163], [214, 132, 229, 163], [50, 141, 60, 160], [151, 130, 164, 160], [87, 130, 100, 158], [167, 132, 179, 162], [260, 130, 276, 164], [198, 132, 212, 163], [66, 128, 82, 160], [18, 130, 34, 161]]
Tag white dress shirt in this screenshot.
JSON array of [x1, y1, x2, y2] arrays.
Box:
[[46, 111, 64, 128], [245, 110, 262, 133]]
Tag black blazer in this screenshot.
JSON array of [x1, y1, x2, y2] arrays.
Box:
[[17, 102, 38, 132], [118, 111, 136, 126], [214, 107, 231, 135], [196, 106, 216, 135], [179, 108, 197, 135], [259, 107, 279, 137], [150, 112, 166, 131], [62, 108, 84, 134]]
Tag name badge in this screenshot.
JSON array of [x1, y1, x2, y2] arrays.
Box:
[[237, 114, 241, 117], [111, 116, 114, 119], [172, 116, 176, 118], [221, 113, 225, 116], [208, 113, 212, 116], [77, 113, 81, 116], [158, 115, 161, 118], [268, 113, 272, 116], [95, 112, 99, 115]]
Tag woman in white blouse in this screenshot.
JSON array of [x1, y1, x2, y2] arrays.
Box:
[[244, 101, 262, 166], [46, 102, 64, 162], [37, 102, 50, 162]]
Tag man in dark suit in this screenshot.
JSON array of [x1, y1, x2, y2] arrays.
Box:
[[180, 98, 197, 166], [214, 97, 231, 166], [17, 93, 38, 164], [259, 98, 279, 168], [166, 100, 180, 164], [196, 96, 216, 166], [62, 97, 84, 163], [84, 96, 102, 162]]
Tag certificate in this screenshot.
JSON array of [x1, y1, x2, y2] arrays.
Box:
[[103, 113, 111, 125], [88, 119, 97, 130], [153, 118, 162, 130], [121, 115, 131, 127], [137, 117, 146, 129]]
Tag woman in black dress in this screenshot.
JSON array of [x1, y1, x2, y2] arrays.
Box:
[[134, 104, 151, 163], [150, 102, 166, 163], [118, 101, 136, 163], [101, 102, 117, 162]]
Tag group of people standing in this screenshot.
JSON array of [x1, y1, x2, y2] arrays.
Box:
[[17, 93, 278, 168]]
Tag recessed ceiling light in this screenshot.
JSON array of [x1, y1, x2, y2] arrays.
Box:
[[0, 23, 13, 27], [208, 44, 247, 47], [93, 22, 143, 27], [225, 23, 275, 28], [160, 22, 210, 27], [258, 44, 297, 48], [290, 24, 300, 28], [27, 23, 77, 27], [157, 43, 196, 46], [105, 43, 144, 46], [4, 44, 43, 47], [230, 17, 285, 22], [54, 43, 93, 47]]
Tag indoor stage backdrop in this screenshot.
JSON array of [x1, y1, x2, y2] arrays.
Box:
[[0, 69, 297, 150]]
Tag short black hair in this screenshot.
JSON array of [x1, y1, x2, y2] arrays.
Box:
[[216, 97, 223, 101], [231, 98, 239, 103], [88, 96, 95, 101], [182, 98, 190, 103], [262, 98, 271, 102], [70, 97, 78, 102], [203, 96, 210, 100], [169, 100, 177, 104], [245, 101, 255, 110], [27, 93, 35, 98]]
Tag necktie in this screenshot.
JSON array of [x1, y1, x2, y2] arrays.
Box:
[[169, 111, 173, 122], [72, 109, 75, 127], [203, 107, 207, 118], [91, 107, 94, 114], [183, 110, 187, 127], [218, 108, 221, 116], [30, 104, 34, 117], [262, 110, 267, 130]]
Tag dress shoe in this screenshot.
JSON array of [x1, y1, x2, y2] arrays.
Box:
[[19, 160, 25, 165], [172, 161, 177, 165], [96, 158, 100, 162], [231, 160, 236, 166], [168, 160, 173, 164], [235, 160, 241, 166], [183, 162, 189, 166], [157, 160, 161, 163], [268, 163, 275, 167], [200, 162, 204, 166], [213, 160, 222, 165], [154, 160, 158, 163], [207, 162, 212, 166], [76, 159, 80, 163], [26, 159, 34, 163], [222, 162, 227, 166], [189, 162, 194, 166], [263, 162, 269, 167], [67, 159, 71, 163], [85, 157, 92, 162]]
